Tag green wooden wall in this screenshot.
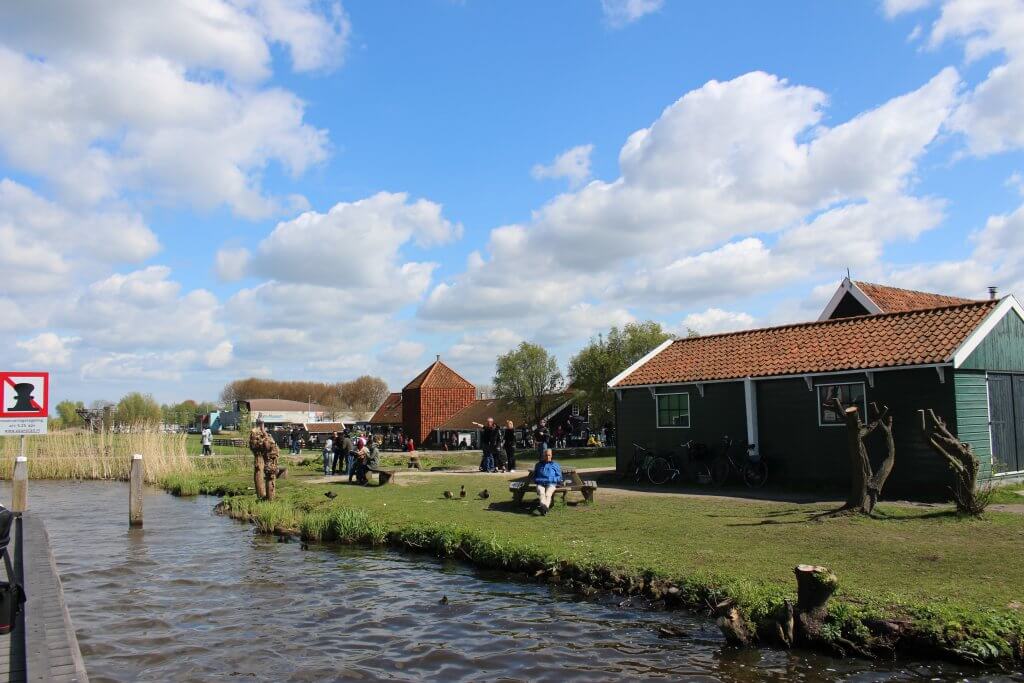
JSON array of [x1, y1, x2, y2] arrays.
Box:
[[959, 308, 1024, 372], [615, 381, 747, 470], [952, 370, 993, 480]]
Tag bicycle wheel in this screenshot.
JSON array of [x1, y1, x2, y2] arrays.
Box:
[[710, 457, 730, 487], [743, 460, 768, 488], [647, 457, 672, 485], [691, 461, 712, 485]]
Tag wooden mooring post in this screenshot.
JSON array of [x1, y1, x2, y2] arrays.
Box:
[[129, 454, 143, 528], [12, 455, 27, 513]]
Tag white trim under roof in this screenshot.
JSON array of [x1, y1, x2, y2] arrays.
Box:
[[817, 277, 883, 321], [607, 338, 676, 388], [951, 295, 1024, 368], [616, 362, 954, 391]]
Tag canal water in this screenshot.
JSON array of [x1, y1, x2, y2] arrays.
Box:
[[4, 481, 1019, 682]]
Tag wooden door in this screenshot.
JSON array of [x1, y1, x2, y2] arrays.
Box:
[[989, 374, 1018, 473], [1014, 375, 1024, 472]]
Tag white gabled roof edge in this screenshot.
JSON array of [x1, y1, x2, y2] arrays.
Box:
[[817, 277, 883, 321], [952, 295, 1024, 368], [607, 338, 676, 388]]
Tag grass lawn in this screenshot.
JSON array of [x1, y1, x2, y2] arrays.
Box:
[[185, 432, 249, 456]]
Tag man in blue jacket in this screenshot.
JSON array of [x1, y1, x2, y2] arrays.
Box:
[[532, 448, 563, 516]]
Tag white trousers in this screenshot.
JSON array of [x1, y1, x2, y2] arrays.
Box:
[[536, 484, 557, 508]]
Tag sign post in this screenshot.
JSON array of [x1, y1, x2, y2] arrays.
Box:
[[0, 371, 49, 435]]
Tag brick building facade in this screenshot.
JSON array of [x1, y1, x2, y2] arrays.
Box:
[[401, 358, 477, 447]]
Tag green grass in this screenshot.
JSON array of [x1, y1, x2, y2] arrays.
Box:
[[988, 481, 1024, 505], [164, 461, 1024, 664], [184, 432, 250, 456]]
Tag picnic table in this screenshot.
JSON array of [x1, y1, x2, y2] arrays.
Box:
[[508, 467, 597, 508]]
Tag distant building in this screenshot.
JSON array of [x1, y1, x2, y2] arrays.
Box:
[[434, 393, 578, 448], [369, 393, 403, 429], [401, 357, 476, 446], [235, 398, 329, 426]]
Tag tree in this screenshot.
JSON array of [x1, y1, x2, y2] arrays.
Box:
[[55, 400, 85, 429], [219, 376, 390, 413], [568, 321, 673, 426], [922, 409, 991, 516], [494, 342, 564, 426], [115, 392, 162, 426], [829, 398, 895, 515], [338, 375, 389, 412]]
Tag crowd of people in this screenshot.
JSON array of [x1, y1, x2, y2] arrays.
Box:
[[319, 429, 382, 485]]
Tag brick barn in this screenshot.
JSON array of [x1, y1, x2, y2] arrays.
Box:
[[401, 357, 477, 447]]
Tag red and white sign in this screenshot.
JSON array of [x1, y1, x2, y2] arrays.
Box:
[[0, 372, 49, 419]]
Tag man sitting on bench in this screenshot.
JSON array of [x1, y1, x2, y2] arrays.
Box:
[[532, 448, 562, 516]]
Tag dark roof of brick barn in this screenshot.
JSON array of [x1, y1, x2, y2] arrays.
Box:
[[369, 393, 402, 424], [613, 300, 998, 387], [402, 360, 475, 391], [436, 394, 574, 431]]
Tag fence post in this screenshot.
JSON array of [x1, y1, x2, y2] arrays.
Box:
[[11, 456, 27, 513], [129, 454, 143, 528]]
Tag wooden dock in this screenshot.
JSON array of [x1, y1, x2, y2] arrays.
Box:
[[0, 514, 89, 682]]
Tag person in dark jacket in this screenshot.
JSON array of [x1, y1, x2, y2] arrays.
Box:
[[473, 417, 501, 472], [503, 420, 517, 472], [532, 448, 562, 516], [533, 419, 551, 461], [333, 431, 351, 476]]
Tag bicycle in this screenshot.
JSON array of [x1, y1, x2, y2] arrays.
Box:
[[627, 442, 658, 484], [646, 440, 713, 486], [710, 436, 768, 488]]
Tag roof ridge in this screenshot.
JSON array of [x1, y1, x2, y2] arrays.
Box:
[[669, 298, 999, 346], [853, 280, 980, 302]]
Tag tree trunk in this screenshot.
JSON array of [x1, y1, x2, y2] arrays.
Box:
[[253, 454, 266, 499], [922, 409, 988, 516], [840, 406, 871, 511]]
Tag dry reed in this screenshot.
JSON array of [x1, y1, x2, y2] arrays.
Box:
[[0, 428, 194, 483]]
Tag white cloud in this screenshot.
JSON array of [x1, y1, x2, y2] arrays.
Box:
[[205, 341, 235, 369], [1007, 171, 1024, 195], [602, 0, 664, 27], [16, 332, 76, 368], [679, 309, 756, 336], [378, 341, 426, 365], [215, 247, 252, 282], [0, 1, 340, 216], [531, 144, 594, 188]]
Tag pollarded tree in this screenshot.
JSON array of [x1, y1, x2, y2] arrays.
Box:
[[829, 398, 896, 515], [494, 342, 564, 427]]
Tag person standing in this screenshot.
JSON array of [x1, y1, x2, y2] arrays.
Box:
[[201, 425, 213, 456], [532, 448, 562, 516], [503, 420, 517, 472], [533, 419, 551, 461], [473, 417, 500, 472], [322, 433, 335, 476]]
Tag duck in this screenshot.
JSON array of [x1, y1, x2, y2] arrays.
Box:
[[443, 490, 454, 499], [439, 595, 449, 605], [459, 485, 466, 499], [478, 489, 490, 500], [324, 491, 337, 499]]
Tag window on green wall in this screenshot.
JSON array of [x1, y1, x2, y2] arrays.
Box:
[[656, 393, 690, 428], [817, 382, 866, 426]]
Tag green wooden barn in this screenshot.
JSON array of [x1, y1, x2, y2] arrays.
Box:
[[608, 279, 1024, 498]]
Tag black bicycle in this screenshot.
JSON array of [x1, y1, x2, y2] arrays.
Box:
[[646, 440, 713, 486], [628, 442, 659, 484], [711, 436, 768, 488]]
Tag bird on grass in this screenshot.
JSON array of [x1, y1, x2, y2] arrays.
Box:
[[459, 485, 466, 499], [478, 489, 490, 500], [324, 491, 337, 499], [444, 490, 454, 499]]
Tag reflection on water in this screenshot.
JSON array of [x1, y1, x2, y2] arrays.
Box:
[[2, 481, 1017, 682]]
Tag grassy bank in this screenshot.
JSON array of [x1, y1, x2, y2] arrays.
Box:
[[162, 464, 1024, 666], [0, 430, 193, 483]]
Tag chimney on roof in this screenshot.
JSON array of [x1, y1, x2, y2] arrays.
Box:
[[989, 286, 998, 300], [436, 354, 440, 362]]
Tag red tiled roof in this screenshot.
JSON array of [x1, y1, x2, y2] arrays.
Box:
[[369, 393, 402, 424], [854, 281, 978, 313], [403, 360, 475, 390], [614, 301, 997, 387]]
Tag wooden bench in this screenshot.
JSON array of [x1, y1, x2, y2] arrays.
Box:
[[509, 467, 597, 508], [367, 468, 398, 485], [212, 437, 244, 448]]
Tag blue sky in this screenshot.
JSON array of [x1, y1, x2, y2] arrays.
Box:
[[1, 0, 1022, 407]]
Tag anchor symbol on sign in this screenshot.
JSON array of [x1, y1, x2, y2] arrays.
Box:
[[10, 383, 37, 412]]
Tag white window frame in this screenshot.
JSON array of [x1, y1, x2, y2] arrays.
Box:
[[817, 381, 867, 428], [655, 392, 691, 429]]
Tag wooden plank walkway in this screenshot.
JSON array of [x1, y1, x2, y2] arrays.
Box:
[[0, 514, 89, 683]]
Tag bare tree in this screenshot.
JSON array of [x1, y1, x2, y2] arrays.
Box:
[[921, 409, 991, 516], [830, 398, 896, 515]]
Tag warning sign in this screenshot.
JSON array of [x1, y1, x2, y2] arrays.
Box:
[[0, 372, 49, 419]]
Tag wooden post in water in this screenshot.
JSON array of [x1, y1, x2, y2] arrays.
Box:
[[11, 456, 27, 513], [129, 454, 143, 528]]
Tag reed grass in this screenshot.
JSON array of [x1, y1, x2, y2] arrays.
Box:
[[0, 428, 194, 483]]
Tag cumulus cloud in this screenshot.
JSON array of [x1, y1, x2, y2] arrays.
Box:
[[531, 144, 594, 188], [422, 69, 958, 332], [679, 309, 757, 336], [16, 332, 76, 368], [215, 247, 252, 282], [602, 0, 664, 27]]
